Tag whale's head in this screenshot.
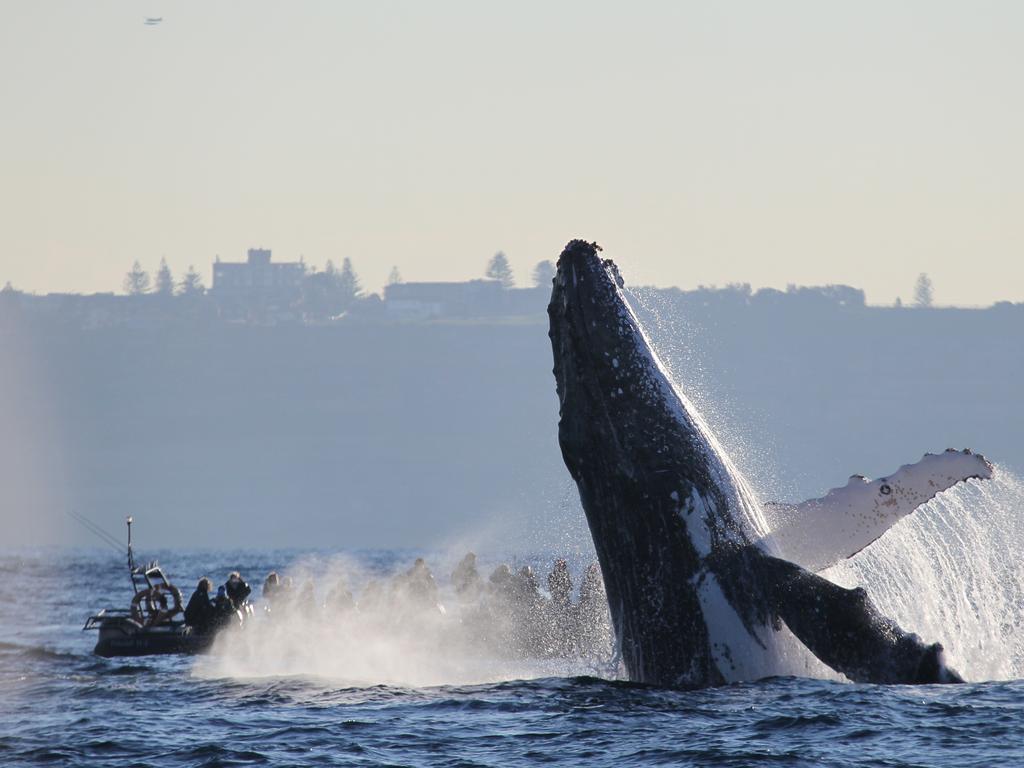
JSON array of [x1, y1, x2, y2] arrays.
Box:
[[547, 239, 736, 519], [548, 239, 689, 482], [549, 241, 625, 464]]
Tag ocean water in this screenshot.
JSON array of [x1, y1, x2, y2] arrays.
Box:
[[3, 537, 1024, 768]]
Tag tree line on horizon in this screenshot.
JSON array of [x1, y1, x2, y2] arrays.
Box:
[[106, 252, 559, 322], [119, 251, 559, 298], [3, 253, 937, 309], [123, 258, 204, 297]]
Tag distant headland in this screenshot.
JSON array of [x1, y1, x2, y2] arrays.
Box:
[[4, 248, 1018, 330]]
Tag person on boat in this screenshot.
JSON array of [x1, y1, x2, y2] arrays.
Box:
[[546, 559, 575, 656], [513, 565, 542, 605], [224, 571, 251, 609], [184, 577, 217, 635], [325, 578, 356, 612], [262, 571, 286, 614], [262, 572, 281, 601], [213, 585, 238, 629], [295, 579, 317, 616], [146, 583, 184, 628], [487, 563, 514, 605], [476, 564, 515, 654], [451, 552, 482, 603], [358, 578, 387, 613], [547, 559, 573, 612], [398, 558, 439, 608], [577, 562, 612, 659], [511, 565, 546, 655], [578, 562, 605, 610]]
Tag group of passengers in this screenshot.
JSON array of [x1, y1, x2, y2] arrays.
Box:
[[183, 571, 252, 636], [451, 554, 612, 659], [181, 556, 612, 660], [260, 570, 359, 615], [256, 557, 443, 619]]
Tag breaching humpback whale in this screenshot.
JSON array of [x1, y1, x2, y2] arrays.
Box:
[[548, 239, 992, 689]]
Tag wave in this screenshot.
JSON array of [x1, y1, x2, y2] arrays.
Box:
[[0, 640, 85, 663]]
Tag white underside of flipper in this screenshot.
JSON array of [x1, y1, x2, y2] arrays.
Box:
[[765, 449, 993, 573], [695, 572, 840, 683]]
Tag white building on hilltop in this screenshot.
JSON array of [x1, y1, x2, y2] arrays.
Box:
[[211, 248, 305, 323], [212, 248, 304, 294]]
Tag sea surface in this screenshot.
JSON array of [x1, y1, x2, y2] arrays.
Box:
[[2, 548, 1024, 768]]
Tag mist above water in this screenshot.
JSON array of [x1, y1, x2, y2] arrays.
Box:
[[195, 554, 616, 688]]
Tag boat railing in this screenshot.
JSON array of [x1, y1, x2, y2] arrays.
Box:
[[83, 608, 187, 633], [83, 608, 134, 631]]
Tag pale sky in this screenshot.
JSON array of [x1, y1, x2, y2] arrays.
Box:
[[1, 1, 1022, 306]]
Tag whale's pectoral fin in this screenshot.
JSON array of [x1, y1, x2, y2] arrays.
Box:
[[764, 449, 993, 572], [748, 550, 963, 684]]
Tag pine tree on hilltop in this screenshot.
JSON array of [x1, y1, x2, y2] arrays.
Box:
[[388, 266, 403, 285], [913, 273, 934, 308], [338, 258, 361, 306], [323, 260, 340, 292], [486, 251, 514, 288], [531, 260, 555, 288], [178, 265, 205, 296], [123, 261, 151, 295], [155, 258, 174, 296]]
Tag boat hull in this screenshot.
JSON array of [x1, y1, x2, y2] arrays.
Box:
[[93, 616, 214, 657]]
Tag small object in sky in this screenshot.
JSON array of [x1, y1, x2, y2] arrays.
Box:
[[144, 17, 163, 26]]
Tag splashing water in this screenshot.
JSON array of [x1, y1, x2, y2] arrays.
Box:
[[194, 555, 617, 687], [825, 467, 1024, 682], [625, 285, 784, 499], [619, 286, 772, 542]]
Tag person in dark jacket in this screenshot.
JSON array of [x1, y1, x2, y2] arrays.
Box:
[[452, 552, 482, 603], [547, 558, 575, 656], [224, 571, 251, 609], [577, 562, 612, 659], [325, 578, 355, 613], [393, 558, 439, 610], [213, 585, 238, 630], [547, 559, 573, 611], [183, 577, 217, 635], [262, 572, 280, 600]]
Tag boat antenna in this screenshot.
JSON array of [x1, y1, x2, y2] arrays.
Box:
[[64, 510, 126, 555], [127, 516, 136, 577]]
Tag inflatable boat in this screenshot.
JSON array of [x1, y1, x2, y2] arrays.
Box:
[[83, 517, 220, 657]]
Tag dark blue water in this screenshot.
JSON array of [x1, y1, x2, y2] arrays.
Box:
[[3, 550, 1024, 767]]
